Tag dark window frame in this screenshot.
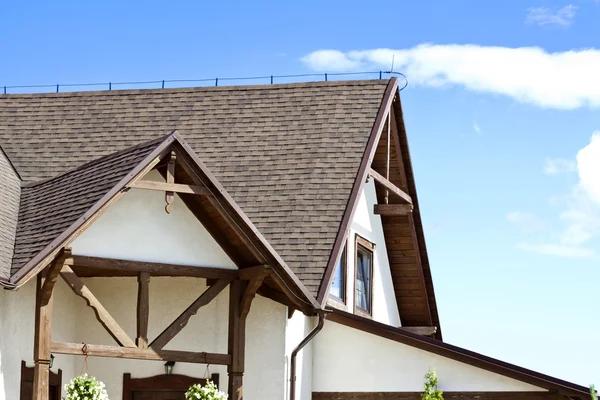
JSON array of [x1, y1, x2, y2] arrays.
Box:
[[354, 234, 375, 318], [328, 240, 348, 307]]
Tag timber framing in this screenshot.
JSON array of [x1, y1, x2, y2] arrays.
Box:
[[368, 168, 412, 204], [128, 180, 212, 196]]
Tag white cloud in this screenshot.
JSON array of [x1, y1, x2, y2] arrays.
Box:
[[517, 132, 600, 258], [506, 211, 547, 232], [544, 157, 576, 175], [526, 5, 578, 27], [517, 243, 593, 258], [473, 121, 481, 134], [301, 44, 600, 109]]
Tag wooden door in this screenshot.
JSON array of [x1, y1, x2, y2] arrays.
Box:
[[20, 361, 62, 400]]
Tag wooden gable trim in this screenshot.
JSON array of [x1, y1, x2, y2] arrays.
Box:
[[391, 100, 441, 338], [325, 309, 591, 399], [316, 77, 399, 305]]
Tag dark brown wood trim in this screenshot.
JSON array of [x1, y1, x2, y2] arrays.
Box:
[[316, 77, 399, 305], [390, 102, 436, 334], [65, 255, 239, 280], [373, 204, 413, 216], [51, 342, 232, 365], [33, 273, 53, 400], [228, 280, 246, 400], [60, 265, 137, 348], [136, 272, 150, 348], [123, 373, 221, 400], [368, 168, 412, 204], [353, 234, 375, 318], [312, 392, 567, 400], [128, 180, 212, 195], [324, 309, 591, 398], [39, 248, 71, 306], [11, 133, 177, 285]]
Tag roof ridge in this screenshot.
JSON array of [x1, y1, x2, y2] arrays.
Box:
[[21, 133, 172, 189], [0, 79, 390, 99]]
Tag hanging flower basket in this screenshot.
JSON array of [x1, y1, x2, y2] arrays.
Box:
[[185, 380, 227, 400], [63, 374, 109, 400]]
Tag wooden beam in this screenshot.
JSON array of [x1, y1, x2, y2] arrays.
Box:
[[136, 272, 150, 348], [373, 204, 413, 216], [51, 342, 231, 365], [401, 326, 437, 336], [60, 265, 137, 348], [228, 280, 246, 400], [237, 265, 270, 281], [128, 180, 212, 196], [368, 168, 412, 204], [33, 274, 53, 400], [150, 279, 231, 350], [269, 270, 312, 315], [165, 151, 176, 213], [65, 255, 238, 280], [39, 248, 71, 306], [240, 275, 266, 320]]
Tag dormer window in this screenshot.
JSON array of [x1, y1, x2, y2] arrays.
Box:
[[354, 235, 374, 316], [329, 245, 347, 303]]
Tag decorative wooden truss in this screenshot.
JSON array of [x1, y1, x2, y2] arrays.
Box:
[[33, 249, 269, 400]]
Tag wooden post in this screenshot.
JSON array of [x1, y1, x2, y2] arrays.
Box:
[[136, 272, 150, 348], [228, 280, 247, 400], [33, 273, 53, 400]]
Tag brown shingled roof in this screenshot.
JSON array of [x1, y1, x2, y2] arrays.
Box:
[[0, 80, 388, 297]]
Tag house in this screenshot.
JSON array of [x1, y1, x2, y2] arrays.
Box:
[[0, 78, 591, 400]]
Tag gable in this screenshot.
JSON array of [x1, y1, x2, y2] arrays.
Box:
[[335, 179, 401, 326], [0, 80, 389, 297], [70, 170, 237, 269]]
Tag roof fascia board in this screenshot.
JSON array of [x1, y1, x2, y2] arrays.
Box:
[[9, 133, 177, 286], [326, 309, 591, 398], [316, 77, 399, 305]]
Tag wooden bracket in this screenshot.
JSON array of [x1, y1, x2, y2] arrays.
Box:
[[373, 204, 413, 216], [60, 265, 137, 348], [240, 275, 266, 320], [150, 279, 231, 350], [368, 168, 412, 204], [39, 248, 72, 306], [136, 272, 150, 348], [401, 326, 438, 336], [165, 151, 176, 213]]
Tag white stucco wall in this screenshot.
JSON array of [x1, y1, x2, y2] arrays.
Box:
[[0, 277, 287, 400], [343, 179, 401, 326], [285, 311, 316, 400], [313, 321, 547, 392], [72, 277, 287, 400], [0, 279, 79, 400], [71, 170, 236, 270]]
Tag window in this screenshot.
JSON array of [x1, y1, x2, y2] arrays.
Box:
[[329, 245, 347, 303], [354, 235, 374, 316]]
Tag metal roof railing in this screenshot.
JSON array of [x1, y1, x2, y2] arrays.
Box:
[[1, 71, 408, 95]]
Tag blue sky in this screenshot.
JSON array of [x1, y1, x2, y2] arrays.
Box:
[[1, 0, 598, 387]]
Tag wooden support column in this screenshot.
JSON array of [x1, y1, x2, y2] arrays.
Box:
[[228, 280, 247, 400], [136, 272, 150, 348], [33, 273, 53, 400]]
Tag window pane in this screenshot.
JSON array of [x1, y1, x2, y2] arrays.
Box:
[[330, 247, 345, 301], [355, 247, 372, 312]]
